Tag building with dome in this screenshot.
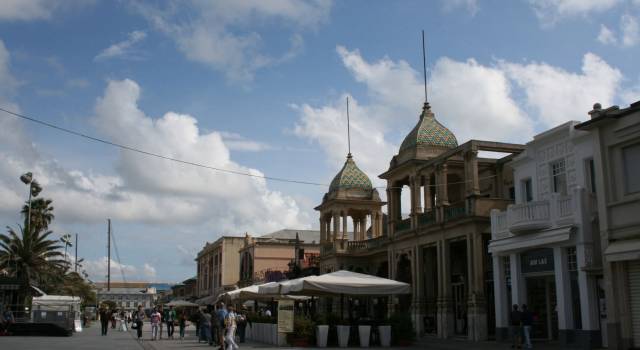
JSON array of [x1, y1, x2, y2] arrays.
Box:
[[317, 100, 526, 341]]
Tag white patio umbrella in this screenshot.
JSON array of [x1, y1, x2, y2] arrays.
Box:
[[166, 300, 199, 307], [261, 270, 411, 296], [221, 282, 308, 301]]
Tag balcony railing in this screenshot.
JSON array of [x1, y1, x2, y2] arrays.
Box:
[[508, 200, 551, 232], [394, 218, 411, 232], [491, 188, 593, 240], [346, 236, 390, 252], [444, 206, 466, 221], [418, 211, 435, 226]]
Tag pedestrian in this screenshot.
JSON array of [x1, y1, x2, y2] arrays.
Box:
[[133, 305, 145, 341], [216, 302, 229, 350], [165, 305, 176, 339], [158, 305, 164, 340], [99, 307, 110, 336], [111, 310, 117, 329], [1, 304, 14, 335], [199, 307, 213, 345], [178, 310, 187, 340], [510, 304, 523, 349], [224, 305, 239, 350], [236, 306, 248, 343], [521, 304, 533, 349], [151, 306, 162, 340]]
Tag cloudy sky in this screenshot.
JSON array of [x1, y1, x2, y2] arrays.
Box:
[[0, 0, 638, 283]]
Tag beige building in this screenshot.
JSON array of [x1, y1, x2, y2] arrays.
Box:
[[239, 229, 320, 286], [318, 101, 524, 341], [195, 236, 245, 301], [576, 101, 640, 349]]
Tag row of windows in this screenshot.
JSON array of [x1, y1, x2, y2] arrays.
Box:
[[519, 158, 597, 203]]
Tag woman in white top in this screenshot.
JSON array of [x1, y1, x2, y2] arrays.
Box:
[[224, 306, 239, 350]]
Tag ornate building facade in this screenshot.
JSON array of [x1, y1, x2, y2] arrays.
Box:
[[318, 101, 524, 341]]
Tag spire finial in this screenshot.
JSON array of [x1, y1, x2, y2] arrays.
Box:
[[422, 30, 428, 105], [346, 96, 352, 157]]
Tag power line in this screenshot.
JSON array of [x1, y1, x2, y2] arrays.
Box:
[[0, 106, 328, 187]]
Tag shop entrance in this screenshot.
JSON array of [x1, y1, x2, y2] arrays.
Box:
[[526, 276, 558, 340]]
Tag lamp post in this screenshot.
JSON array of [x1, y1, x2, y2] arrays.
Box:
[[60, 233, 73, 267], [19, 172, 42, 233]]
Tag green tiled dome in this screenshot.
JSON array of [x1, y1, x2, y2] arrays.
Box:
[[399, 103, 458, 152], [329, 154, 373, 194]]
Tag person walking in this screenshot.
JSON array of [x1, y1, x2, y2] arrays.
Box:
[[216, 302, 228, 350], [236, 306, 248, 343], [150, 307, 162, 340], [165, 305, 176, 339], [521, 304, 534, 349], [158, 305, 164, 340], [99, 307, 110, 336], [224, 305, 239, 350], [134, 305, 145, 341], [199, 307, 213, 345], [510, 304, 523, 349], [178, 310, 187, 340]]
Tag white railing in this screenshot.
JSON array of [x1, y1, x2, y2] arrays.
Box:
[[491, 210, 511, 239], [508, 200, 551, 232], [557, 195, 573, 217]]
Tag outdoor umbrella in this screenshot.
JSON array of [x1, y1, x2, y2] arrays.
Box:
[[166, 300, 199, 307], [264, 270, 411, 296], [221, 282, 309, 301]]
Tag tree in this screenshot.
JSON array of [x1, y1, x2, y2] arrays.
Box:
[[53, 272, 96, 308], [0, 225, 68, 304], [21, 198, 54, 233]]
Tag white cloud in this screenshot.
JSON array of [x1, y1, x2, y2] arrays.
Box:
[[442, 0, 479, 16], [529, 0, 620, 24], [81, 256, 139, 282], [133, 0, 332, 83], [598, 24, 618, 44], [95, 30, 147, 61], [220, 132, 271, 152], [143, 263, 156, 279], [502, 53, 622, 126], [597, 14, 640, 47], [0, 0, 94, 21], [621, 14, 640, 47]]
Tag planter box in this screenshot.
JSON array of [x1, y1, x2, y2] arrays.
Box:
[[316, 325, 329, 347], [378, 325, 391, 347], [358, 325, 371, 347], [337, 325, 350, 348]]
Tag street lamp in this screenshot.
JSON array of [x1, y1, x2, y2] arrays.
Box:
[[20, 172, 42, 232], [60, 233, 73, 267]]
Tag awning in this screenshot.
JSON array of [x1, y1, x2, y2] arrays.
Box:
[[166, 300, 199, 307], [259, 270, 411, 296], [488, 226, 573, 255], [604, 239, 640, 262], [195, 295, 217, 306]]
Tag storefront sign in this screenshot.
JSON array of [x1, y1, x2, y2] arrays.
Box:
[[277, 300, 294, 333], [521, 248, 554, 274]]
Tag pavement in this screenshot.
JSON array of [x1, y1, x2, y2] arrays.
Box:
[[0, 321, 601, 350]]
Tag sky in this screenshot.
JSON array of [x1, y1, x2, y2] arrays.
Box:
[[0, 0, 639, 283]]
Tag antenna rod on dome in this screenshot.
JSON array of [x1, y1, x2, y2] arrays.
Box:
[[422, 30, 428, 104], [346, 96, 351, 156]]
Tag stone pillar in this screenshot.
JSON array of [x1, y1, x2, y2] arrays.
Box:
[[361, 217, 367, 240], [441, 164, 449, 206], [493, 255, 509, 341], [342, 212, 348, 240], [423, 173, 432, 212], [577, 243, 601, 347], [386, 187, 395, 236], [553, 247, 575, 344], [467, 234, 487, 341], [510, 254, 526, 307], [332, 212, 339, 242], [320, 217, 326, 243], [352, 217, 359, 241], [410, 176, 419, 229], [437, 239, 454, 338], [414, 246, 424, 337]]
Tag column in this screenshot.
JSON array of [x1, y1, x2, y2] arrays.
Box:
[[332, 212, 339, 242], [510, 254, 526, 307], [352, 217, 359, 241], [414, 246, 424, 336], [361, 217, 367, 240], [437, 240, 453, 338], [553, 247, 575, 344], [342, 212, 348, 240], [423, 173, 432, 213], [386, 187, 395, 236], [320, 217, 326, 243], [492, 255, 509, 341], [577, 243, 600, 344], [464, 149, 480, 196], [441, 164, 449, 205]]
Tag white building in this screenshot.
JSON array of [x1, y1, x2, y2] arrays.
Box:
[[576, 101, 640, 349], [96, 287, 156, 311], [489, 121, 603, 348]]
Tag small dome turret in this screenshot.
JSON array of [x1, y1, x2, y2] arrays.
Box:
[[328, 153, 372, 198], [399, 102, 457, 154]]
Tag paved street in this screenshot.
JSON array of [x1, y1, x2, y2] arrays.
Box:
[[0, 321, 604, 350]]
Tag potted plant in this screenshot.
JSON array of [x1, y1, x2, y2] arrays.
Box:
[[389, 313, 415, 346], [314, 314, 330, 347], [287, 316, 315, 347]]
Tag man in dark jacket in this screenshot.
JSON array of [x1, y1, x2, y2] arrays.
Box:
[[99, 307, 110, 336], [521, 304, 534, 349], [510, 304, 522, 349]]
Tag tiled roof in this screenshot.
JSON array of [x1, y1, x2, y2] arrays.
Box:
[[260, 229, 320, 243], [399, 103, 458, 152], [328, 154, 372, 194]]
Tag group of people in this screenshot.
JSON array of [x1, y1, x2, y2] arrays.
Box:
[[510, 304, 535, 349], [197, 302, 247, 350], [99, 304, 188, 341]]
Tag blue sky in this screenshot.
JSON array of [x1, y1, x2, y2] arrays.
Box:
[[0, 0, 638, 283]]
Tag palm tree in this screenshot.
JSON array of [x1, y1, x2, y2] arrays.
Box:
[[21, 198, 54, 233], [0, 225, 68, 305]]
